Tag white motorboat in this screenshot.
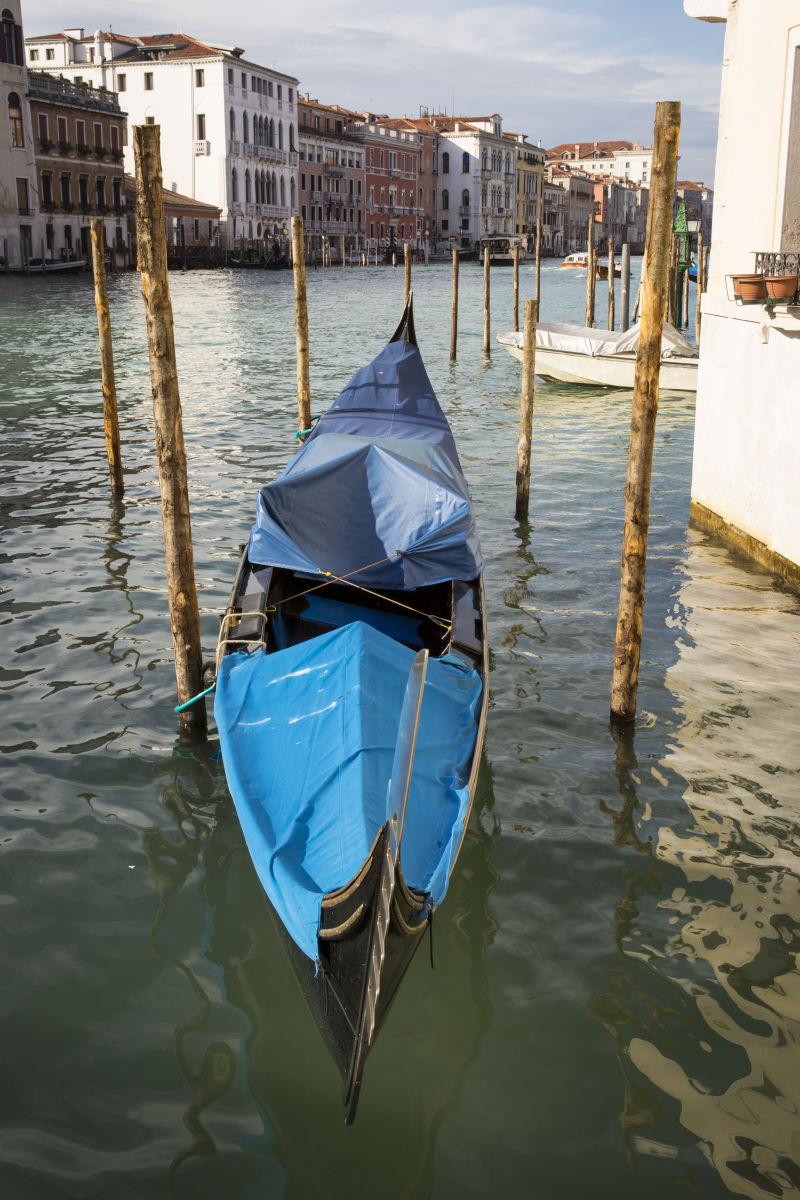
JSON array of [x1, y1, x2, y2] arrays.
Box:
[[497, 320, 698, 392]]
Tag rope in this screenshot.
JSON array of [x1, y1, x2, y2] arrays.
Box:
[[274, 552, 452, 634]]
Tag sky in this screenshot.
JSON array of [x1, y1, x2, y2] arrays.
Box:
[[25, 0, 726, 183]]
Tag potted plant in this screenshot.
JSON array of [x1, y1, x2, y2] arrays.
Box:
[[731, 273, 767, 301], [764, 274, 799, 301]]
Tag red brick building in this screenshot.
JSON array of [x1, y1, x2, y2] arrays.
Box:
[[356, 114, 421, 252], [400, 118, 439, 250], [298, 96, 365, 263]]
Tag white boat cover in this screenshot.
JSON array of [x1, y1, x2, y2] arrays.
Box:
[[499, 321, 697, 360]]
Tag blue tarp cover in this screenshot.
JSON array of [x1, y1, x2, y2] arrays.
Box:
[[214, 621, 482, 960], [248, 339, 482, 589]]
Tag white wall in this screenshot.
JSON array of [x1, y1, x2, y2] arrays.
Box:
[[689, 0, 800, 568]]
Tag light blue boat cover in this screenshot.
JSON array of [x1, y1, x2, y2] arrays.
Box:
[[248, 339, 483, 589], [214, 621, 482, 960]]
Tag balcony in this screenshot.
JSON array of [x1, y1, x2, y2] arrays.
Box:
[[76, 141, 89, 156], [58, 140, 72, 155], [459, 205, 470, 216], [38, 137, 52, 153], [324, 163, 344, 177], [194, 140, 210, 156], [110, 147, 124, 162], [94, 145, 107, 159]]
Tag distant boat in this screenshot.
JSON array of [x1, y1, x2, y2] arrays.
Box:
[[497, 320, 698, 391], [4, 257, 86, 274], [560, 251, 620, 279], [480, 234, 527, 265]]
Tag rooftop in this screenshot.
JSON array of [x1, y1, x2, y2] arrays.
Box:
[[547, 140, 649, 159], [123, 174, 221, 215], [27, 70, 125, 115]]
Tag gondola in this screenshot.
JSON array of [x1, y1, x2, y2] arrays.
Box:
[[213, 298, 488, 1123]]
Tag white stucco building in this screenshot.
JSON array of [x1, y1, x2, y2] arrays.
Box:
[[685, 0, 800, 581], [426, 114, 516, 251], [24, 28, 299, 246], [547, 139, 653, 188], [1, 0, 41, 265]]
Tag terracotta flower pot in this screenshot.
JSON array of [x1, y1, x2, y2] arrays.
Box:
[[764, 274, 799, 301], [731, 273, 767, 301]]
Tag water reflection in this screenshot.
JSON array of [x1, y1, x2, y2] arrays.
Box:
[[596, 538, 800, 1198]]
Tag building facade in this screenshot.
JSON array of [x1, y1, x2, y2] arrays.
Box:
[[358, 114, 421, 250], [423, 113, 516, 251], [677, 178, 714, 242], [30, 71, 126, 263], [25, 28, 299, 248], [402, 117, 439, 252], [685, 0, 800, 578], [298, 97, 364, 263], [548, 139, 653, 187], [505, 131, 544, 251], [1, 0, 41, 266], [592, 176, 641, 251], [124, 173, 220, 250], [548, 165, 595, 253], [541, 178, 565, 255]]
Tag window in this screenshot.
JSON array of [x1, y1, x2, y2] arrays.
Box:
[[78, 175, 88, 207], [231, 166, 238, 202], [96, 177, 106, 209], [112, 177, 121, 210], [2, 10, 22, 65], [289, 124, 295, 151], [8, 92, 23, 147], [278, 84, 282, 101], [57, 116, 68, 146], [93, 122, 102, 149], [241, 71, 247, 90], [462, 189, 469, 209], [442, 188, 449, 210], [41, 171, 52, 205], [228, 67, 233, 85], [37, 112, 48, 142], [16, 177, 29, 214], [195, 69, 204, 87], [73, 119, 85, 149], [243, 112, 249, 142], [462, 151, 469, 173], [289, 87, 293, 102], [110, 125, 119, 151], [117, 73, 126, 91], [442, 151, 449, 174], [145, 116, 155, 126], [245, 169, 251, 202], [197, 113, 206, 140], [144, 72, 153, 91], [29, 47, 38, 61], [229, 108, 235, 140], [60, 172, 71, 207], [194, 218, 199, 239], [278, 121, 283, 150]]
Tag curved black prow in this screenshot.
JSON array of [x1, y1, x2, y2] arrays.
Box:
[[389, 294, 417, 346]]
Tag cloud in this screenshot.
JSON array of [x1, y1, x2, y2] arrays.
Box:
[[23, 0, 724, 180]]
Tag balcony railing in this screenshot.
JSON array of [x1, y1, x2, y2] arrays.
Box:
[[755, 250, 800, 277]]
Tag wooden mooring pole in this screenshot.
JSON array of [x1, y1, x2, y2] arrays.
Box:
[[404, 242, 412, 306], [534, 208, 543, 320], [483, 244, 491, 355], [585, 213, 596, 328], [450, 247, 459, 361], [133, 124, 206, 738], [682, 237, 691, 328], [515, 298, 537, 520], [610, 100, 681, 724], [608, 235, 615, 331], [512, 241, 520, 333], [620, 243, 631, 332], [695, 230, 705, 345], [290, 215, 312, 433], [90, 219, 124, 496]]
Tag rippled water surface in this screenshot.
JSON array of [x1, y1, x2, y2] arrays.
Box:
[[2, 260, 800, 1200]]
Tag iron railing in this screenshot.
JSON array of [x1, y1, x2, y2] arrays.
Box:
[[754, 251, 800, 276]]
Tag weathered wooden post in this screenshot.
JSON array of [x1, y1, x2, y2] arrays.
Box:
[[90, 219, 124, 496], [620, 243, 631, 331], [290, 215, 312, 433], [450, 247, 459, 362], [515, 298, 537, 520], [404, 241, 412, 306], [695, 231, 705, 345], [483, 244, 491, 355], [667, 234, 678, 326], [682, 236, 691, 328], [513, 242, 520, 333], [534, 208, 543, 321], [607, 235, 616, 331], [610, 100, 681, 724], [585, 213, 596, 327], [133, 124, 206, 738]]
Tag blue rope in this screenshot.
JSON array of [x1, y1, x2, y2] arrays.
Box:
[[175, 682, 215, 714]]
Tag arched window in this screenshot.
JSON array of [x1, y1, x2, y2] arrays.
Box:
[[8, 91, 23, 147], [243, 112, 249, 143], [462, 189, 469, 209], [442, 151, 449, 174], [269, 118, 275, 147], [442, 188, 449, 210], [278, 121, 283, 150], [231, 166, 238, 202], [258, 116, 264, 145], [245, 168, 251, 202], [289, 124, 295, 151], [290, 177, 296, 211], [280, 175, 286, 207], [271, 171, 277, 202], [505, 152, 510, 174], [1, 8, 22, 66], [481, 149, 487, 171], [229, 108, 235, 140], [462, 151, 469, 173]]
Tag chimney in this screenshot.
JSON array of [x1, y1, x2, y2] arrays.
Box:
[[65, 27, 85, 38]]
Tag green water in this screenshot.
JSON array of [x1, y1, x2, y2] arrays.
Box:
[[1, 261, 799, 1200]]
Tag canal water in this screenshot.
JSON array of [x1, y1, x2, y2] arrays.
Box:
[[1, 260, 799, 1200]]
